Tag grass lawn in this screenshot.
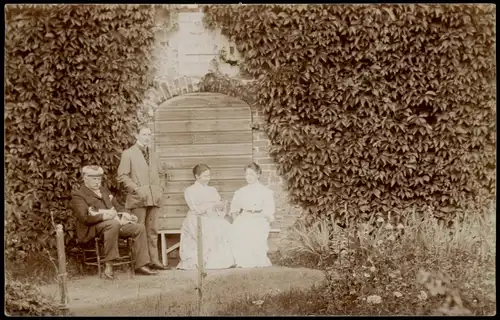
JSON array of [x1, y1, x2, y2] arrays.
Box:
[[38, 266, 324, 316]]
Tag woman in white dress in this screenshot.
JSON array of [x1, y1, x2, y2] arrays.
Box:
[[230, 162, 275, 268], [177, 164, 235, 270]]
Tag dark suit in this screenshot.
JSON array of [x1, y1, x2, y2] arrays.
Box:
[[117, 143, 164, 265], [70, 185, 150, 269]]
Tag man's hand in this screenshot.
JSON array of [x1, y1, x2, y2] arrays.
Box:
[[102, 208, 118, 220], [88, 207, 99, 216], [135, 187, 148, 200], [120, 212, 138, 223], [165, 172, 170, 181], [159, 162, 169, 178]]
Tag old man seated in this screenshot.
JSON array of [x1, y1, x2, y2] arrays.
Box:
[[71, 165, 158, 278]]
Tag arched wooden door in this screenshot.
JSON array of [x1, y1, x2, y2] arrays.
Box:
[[153, 93, 253, 231]]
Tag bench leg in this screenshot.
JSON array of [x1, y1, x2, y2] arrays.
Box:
[[161, 233, 167, 266]]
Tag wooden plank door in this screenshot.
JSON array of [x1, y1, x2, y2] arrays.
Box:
[[153, 93, 253, 230]]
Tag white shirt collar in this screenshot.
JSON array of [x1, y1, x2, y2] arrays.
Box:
[[194, 181, 208, 188], [85, 184, 102, 197], [247, 181, 262, 188], [136, 141, 147, 150]]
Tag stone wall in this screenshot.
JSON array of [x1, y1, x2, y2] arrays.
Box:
[[151, 5, 239, 89], [143, 5, 303, 231]]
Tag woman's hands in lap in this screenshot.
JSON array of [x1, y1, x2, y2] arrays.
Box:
[[212, 200, 227, 211]]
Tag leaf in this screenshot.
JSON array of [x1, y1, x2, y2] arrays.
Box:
[[382, 7, 396, 21]]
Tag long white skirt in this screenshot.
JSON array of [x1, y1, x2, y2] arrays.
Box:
[[230, 212, 272, 268], [177, 211, 235, 270]]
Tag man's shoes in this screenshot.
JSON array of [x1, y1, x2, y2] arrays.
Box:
[[135, 266, 158, 275], [103, 263, 114, 279], [149, 263, 171, 270]]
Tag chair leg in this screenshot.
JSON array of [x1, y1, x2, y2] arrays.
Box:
[[79, 250, 85, 275], [95, 238, 101, 277], [128, 238, 135, 278]]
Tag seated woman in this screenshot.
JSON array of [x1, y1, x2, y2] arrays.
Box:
[[177, 164, 235, 270], [229, 162, 275, 268]]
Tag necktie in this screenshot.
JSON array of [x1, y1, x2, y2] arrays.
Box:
[[93, 189, 102, 198], [141, 147, 149, 165]]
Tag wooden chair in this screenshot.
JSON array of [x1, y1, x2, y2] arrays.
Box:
[[78, 236, 135, 278]]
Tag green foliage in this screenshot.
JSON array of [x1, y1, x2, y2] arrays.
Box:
[[203, 4, 496, 223], [200, 71, 259, 104], [5, 274, 69, 316], [4, 4, 157, 258], [261, 208, 496, 316]]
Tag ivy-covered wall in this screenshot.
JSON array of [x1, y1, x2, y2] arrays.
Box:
[[5, 4, 156, 259], [202, 4, 496, 225]]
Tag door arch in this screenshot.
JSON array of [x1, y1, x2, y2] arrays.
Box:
[[153, 92, 253, 230]]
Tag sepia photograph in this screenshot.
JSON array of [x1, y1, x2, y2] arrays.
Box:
[[4, 3, 496, 316]]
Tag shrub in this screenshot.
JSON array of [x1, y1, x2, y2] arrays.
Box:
[[274, 205, 496, 315], [5, 274, 69, 316], [271, 218, 348, 269], [4, 4, 157, 258], [202, 4, 496, 223]]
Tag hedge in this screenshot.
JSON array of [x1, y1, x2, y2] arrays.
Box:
[[203, 4, 496, 224], [5, 274, 68, 316], [4, 4, 157, 260]]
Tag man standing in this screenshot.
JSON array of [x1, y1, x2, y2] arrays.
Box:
[[117, 126, 170, 270], [71, 165, 158, 278]]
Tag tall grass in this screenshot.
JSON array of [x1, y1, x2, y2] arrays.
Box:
[[271, 218, 337, 268], [222, 205, 496, 316]]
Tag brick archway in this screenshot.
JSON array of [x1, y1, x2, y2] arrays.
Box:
[[139, 72, 303, 235], [138, 73, 259, 124]]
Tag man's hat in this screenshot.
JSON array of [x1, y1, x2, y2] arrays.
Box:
[[82, 165, 104, 177]]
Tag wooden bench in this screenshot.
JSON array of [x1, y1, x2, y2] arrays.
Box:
[[158, 228, 282, 266], [158, 229, 181, 266]]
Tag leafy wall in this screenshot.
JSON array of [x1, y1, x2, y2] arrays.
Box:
[[203, 4, 496, 225], [4, 4, 157, 259]]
